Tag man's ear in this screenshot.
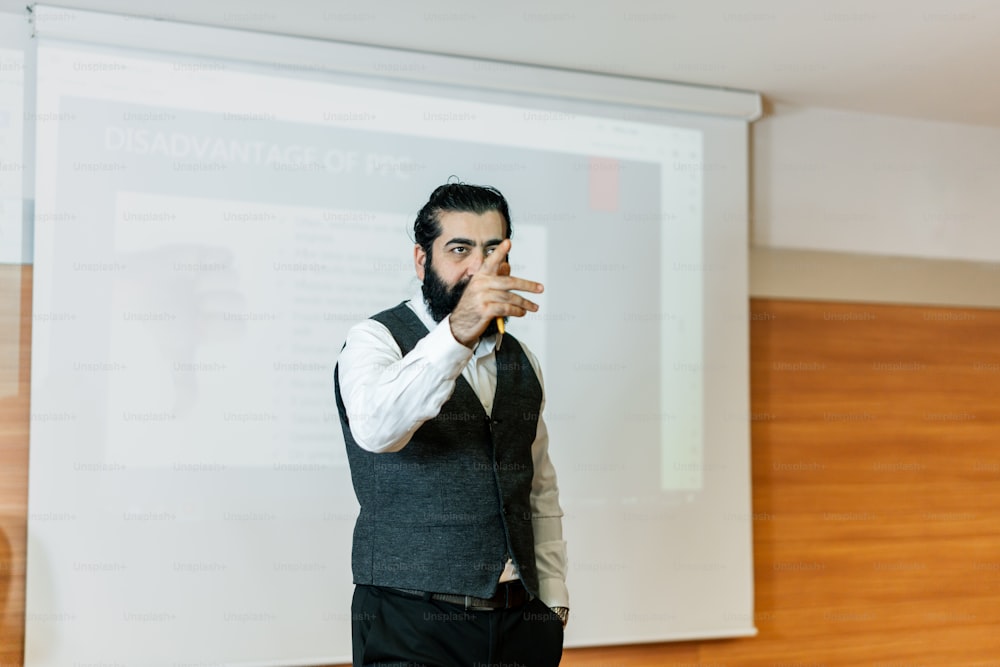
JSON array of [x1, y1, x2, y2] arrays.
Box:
[[414, 244, 426, 281]]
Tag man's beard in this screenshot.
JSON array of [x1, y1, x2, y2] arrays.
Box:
[[422, 260, 501, 338]]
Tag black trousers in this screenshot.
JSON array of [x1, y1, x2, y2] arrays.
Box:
[[351, 584, 564, 667]]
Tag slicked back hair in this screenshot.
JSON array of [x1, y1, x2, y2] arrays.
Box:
[[413, 183, 512, 260]]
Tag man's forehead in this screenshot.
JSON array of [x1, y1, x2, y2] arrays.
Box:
[[436, 210, 506, 240]]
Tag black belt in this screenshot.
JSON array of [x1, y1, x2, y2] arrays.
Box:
[[385, 580, 532, 610]]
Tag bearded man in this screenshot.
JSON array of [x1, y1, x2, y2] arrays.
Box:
[[334, 182, 568, 667]]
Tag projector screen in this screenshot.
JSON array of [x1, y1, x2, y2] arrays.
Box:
[[27, 14, 754, 666]]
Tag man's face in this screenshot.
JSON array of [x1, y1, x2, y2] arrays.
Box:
[[415, 209, 507, 324]]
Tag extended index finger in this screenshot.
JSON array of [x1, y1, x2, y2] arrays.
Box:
[[480, 238, 511, 275], [491, 275, 544, 294]]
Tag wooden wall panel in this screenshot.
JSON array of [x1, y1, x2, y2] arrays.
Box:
[[724, 298, 1000, 666], [4, 278, 1000, 666], [1, 264, 30, 666]]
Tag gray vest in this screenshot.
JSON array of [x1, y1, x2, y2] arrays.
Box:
[[334, 303, 543, 598]]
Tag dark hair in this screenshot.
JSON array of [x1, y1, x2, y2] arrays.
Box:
[[413, 182, 512, 257]]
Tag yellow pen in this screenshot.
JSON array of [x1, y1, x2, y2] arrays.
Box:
[[495, 317, 504, 350]]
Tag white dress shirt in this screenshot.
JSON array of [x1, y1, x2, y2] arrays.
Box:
[[337, 290, 569, 609]]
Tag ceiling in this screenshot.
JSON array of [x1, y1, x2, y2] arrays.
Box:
[[5, 0, 999, 126]]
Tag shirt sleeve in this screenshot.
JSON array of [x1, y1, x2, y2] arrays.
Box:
[[522, 347, 570, 609], [337, 315, 473, 454]]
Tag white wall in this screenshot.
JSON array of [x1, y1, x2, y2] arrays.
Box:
[[753, 103, 1000, 262]]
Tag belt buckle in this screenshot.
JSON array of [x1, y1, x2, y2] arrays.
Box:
[[472, 594, 494, 611], [464, 593, 496, 611]]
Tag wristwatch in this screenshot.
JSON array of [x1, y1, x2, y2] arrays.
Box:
[[551, 606, 569, 627]]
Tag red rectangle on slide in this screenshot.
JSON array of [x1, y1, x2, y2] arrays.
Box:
[[588, 157, 620, 212]]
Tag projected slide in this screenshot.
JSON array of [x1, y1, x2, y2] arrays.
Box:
[[26, 37, 755, 667]]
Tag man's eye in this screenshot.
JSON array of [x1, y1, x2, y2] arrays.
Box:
[[486, 247, 497, 256], [451, 247, 468, 254]]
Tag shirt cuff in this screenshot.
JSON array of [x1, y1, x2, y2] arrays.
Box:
[[534, 537, 569, 609], [537, 576, 569, 610], [423, 314, 475, 372]]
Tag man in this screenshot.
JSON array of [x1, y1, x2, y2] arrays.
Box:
[[334, 183, 569, 666]]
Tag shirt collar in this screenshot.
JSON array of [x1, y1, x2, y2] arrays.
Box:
[[407, 287, 498, 359]]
